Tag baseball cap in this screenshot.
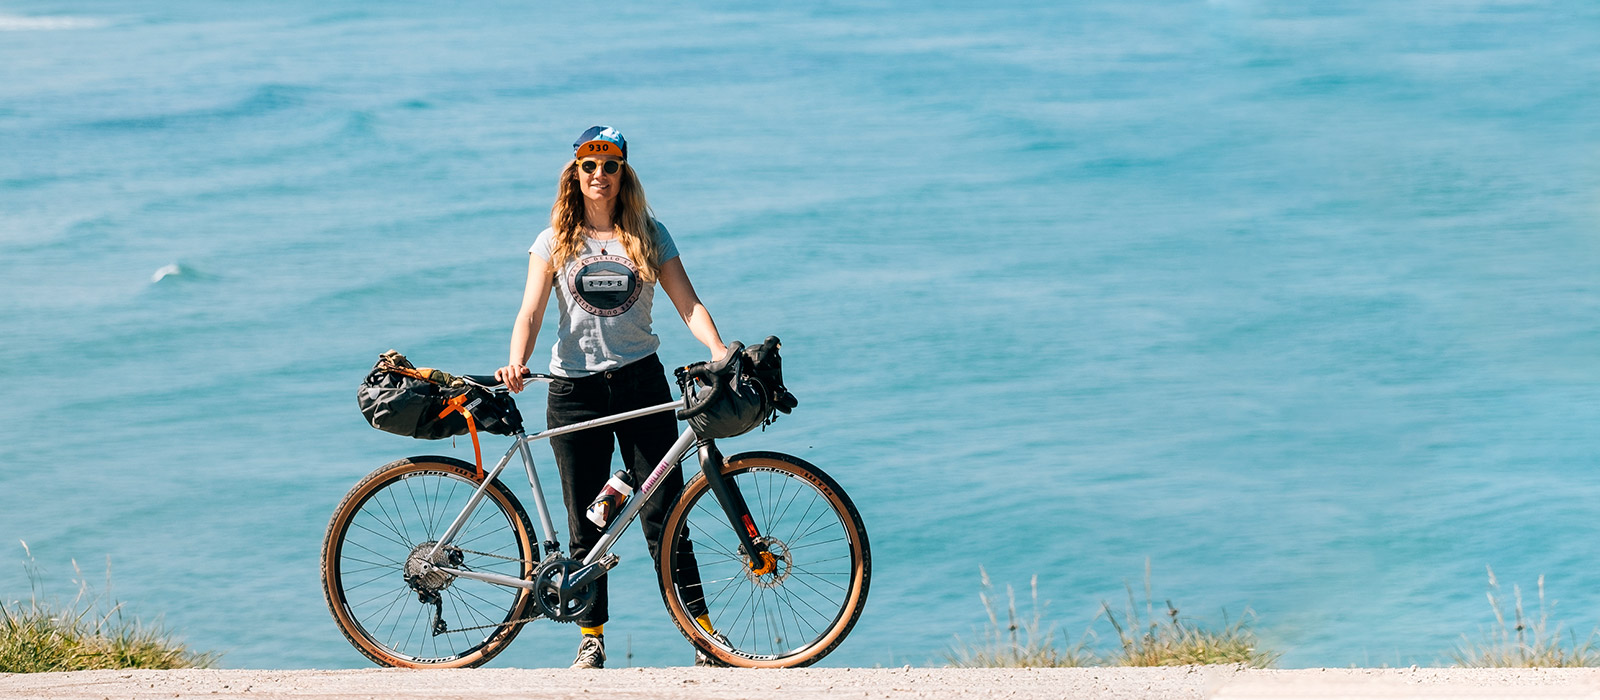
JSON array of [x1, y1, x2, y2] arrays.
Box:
[[573, 126, 627, 160]]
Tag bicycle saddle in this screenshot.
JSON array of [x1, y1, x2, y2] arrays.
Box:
[[460, 374, 506, 390]]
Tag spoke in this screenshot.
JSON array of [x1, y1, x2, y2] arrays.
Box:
[[788, 567, 848, 598], [704, 566, 750, 609], [787, 505, 836, 550], [341, 553, 400, 570], [791, 553, 852, 568], [771, 584, 825, 637], [769, 473, 805, 529], [384, 488, 417, 546], [785, 498, 821, 544], [366, 495, 415, 546], [343, 571, 400, 593], [780, 577, 836, 620], [455, 500, 498, 545], [338, 562, 394, 577], [402, 478, 431, 541], [765, 588, 785, 655], [788, 570, 850, 591], [457, 584, 516, 614], [350, 520, 414, 551], [686, 524, 743, 562], [353, 581, 411, 611], [691, 498, 743, 541], [746, 472, 770, 535], [343, 537, 405, 567], [422, 476, 438, 539], [402, 601, 424, 655], [784, 536, 846, 552], [734, 583, 759, 652], [456, 524, 513, 550], [366, 588, 410, 642], [448, 588, 499, 629]]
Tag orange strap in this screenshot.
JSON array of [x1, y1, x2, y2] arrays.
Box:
[[385, 365, 437, 382], [439, 395, 483, 480]]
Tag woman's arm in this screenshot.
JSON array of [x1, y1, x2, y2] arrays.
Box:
[[657, 256, 729, 360], [496, 253, 554, 392]]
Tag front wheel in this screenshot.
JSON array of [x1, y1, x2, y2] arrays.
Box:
[[658, 451, 871, 667], [321, 456, 537, 668]]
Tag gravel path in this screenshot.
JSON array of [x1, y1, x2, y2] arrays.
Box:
[[6, 667, 1600, 700]]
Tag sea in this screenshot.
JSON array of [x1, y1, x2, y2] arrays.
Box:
[[2, 0, 1598, 670]]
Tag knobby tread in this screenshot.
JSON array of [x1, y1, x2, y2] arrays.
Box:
[[656, 450, 871, 668], [321, 456, 537, 668]]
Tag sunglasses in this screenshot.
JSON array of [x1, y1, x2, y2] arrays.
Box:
[[579, 159, 623, 175]]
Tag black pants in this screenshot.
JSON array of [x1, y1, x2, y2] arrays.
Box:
[[547, 353, 704, 627]]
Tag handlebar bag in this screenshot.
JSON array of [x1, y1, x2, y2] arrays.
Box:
[[684, 339, 799, 440], [686, 362, 772, 440]]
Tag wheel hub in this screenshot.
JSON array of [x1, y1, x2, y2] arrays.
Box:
[[746, 537, 792, 589], [404, 542, 458, 593]]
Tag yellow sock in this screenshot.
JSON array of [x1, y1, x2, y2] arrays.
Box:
[[580, 625, 603, 637], [695, 615, 715, 635]]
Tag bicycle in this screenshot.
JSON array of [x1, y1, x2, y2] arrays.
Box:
[[321, 339, 871, 668]]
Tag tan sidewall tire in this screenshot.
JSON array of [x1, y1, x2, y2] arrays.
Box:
[[321, 456, 537, 668], [657, 451, 871, 668]]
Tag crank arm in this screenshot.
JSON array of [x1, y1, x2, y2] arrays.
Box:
[[561, 554, 619, 602]]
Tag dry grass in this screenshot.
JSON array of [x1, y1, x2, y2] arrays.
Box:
[[1451, 566, 1600, 668], [947, 561, 1276, 668], [944, 568, 1096, 668], [0, 542, 218, 672], [1101, 560, 1277, 667]]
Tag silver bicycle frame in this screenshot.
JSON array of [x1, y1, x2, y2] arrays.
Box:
[[428, 382, 703, 591]]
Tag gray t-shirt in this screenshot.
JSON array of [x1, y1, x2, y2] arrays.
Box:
[[528, 222, 680, 377]]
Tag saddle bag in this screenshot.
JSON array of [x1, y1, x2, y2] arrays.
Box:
[[357, 351, 520, 440]]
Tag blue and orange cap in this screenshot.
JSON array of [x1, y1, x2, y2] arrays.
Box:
[[573, 126, 627, 161]]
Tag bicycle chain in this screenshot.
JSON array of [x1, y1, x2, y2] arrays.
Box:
[[425, 547, 553, 635]]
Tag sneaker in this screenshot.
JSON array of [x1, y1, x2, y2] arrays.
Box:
[[693, 631, 731, 667], [570, 634, 605, 669]]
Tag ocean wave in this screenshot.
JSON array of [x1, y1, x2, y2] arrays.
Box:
[[150, 263, 213, 284], [82, 84, 312, 131], [0, 14, 107, 31], [151, 263, 185, 283]]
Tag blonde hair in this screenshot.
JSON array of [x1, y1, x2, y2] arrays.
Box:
[[547, 160, 663, 283]]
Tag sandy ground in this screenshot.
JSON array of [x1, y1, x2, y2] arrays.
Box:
[[6, 667, 1600, 700]]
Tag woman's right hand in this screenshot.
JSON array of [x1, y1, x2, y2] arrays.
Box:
[[496, 363, 529, 393]]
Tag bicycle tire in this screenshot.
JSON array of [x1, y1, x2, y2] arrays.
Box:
[[321, 456, 537, 668], [657, 451, 871, 668]]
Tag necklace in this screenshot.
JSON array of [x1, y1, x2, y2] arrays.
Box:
[[585, 225, 617, 255]]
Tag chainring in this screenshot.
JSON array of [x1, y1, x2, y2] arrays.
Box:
[[532, 557, 597, 622]]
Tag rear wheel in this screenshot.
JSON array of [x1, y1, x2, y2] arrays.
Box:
[[321, 456, 537, 668], [658, 451, 871, 667]]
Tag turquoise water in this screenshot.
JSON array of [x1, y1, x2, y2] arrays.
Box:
[[3, 0, 1599, 669]]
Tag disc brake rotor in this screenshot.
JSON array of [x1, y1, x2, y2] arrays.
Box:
[[746, 537, 792, 589]]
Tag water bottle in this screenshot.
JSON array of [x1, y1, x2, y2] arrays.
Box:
[[585, 471, 635, 528]]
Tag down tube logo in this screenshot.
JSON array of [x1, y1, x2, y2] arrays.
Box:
[[568, 254, 641, 317]]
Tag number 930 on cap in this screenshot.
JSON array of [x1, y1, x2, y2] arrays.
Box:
[[573, 126, 627, 160]]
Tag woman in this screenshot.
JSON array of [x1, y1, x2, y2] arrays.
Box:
[[494, 126, 728, 669]]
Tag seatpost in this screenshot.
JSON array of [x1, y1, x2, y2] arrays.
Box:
[[697, 440, 771, 568]]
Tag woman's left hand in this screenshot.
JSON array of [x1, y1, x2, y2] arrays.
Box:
[[710, 344, 728, 361]]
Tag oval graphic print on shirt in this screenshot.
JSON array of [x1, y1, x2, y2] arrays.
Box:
[[568, 254, 641, 317]]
